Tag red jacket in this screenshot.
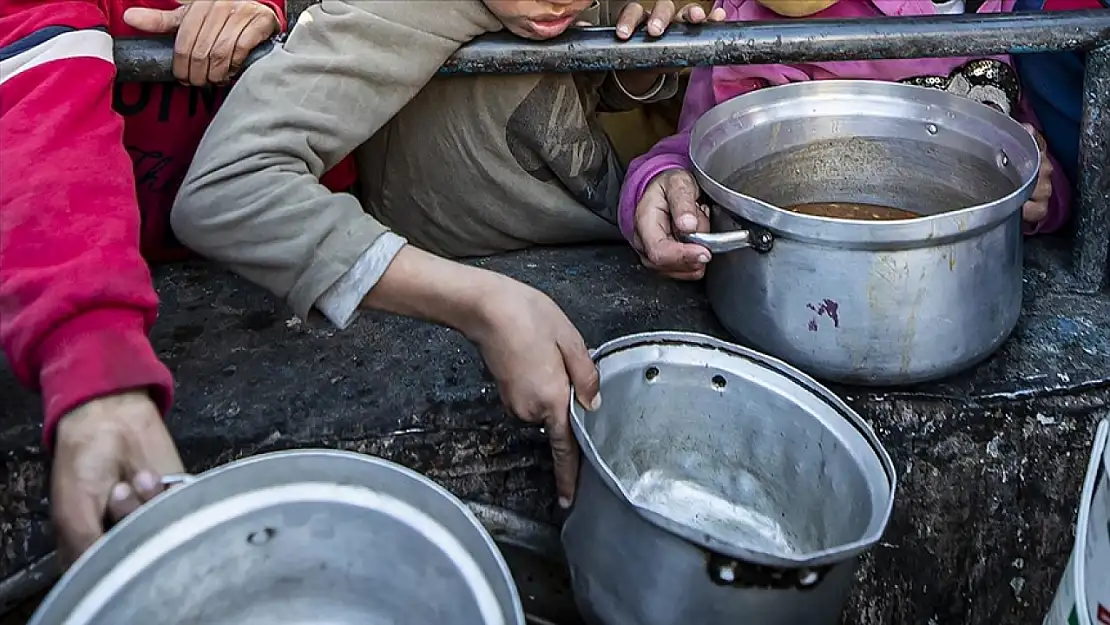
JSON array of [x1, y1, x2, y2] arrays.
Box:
[[0, 0, 354, 446]]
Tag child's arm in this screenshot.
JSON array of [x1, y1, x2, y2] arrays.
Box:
[[172, 0, 501, 328], [618, 65, 720, 241], [0, 0, 174, 446]]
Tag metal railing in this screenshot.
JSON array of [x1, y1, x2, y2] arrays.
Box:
[[113, 9, 1110, 290]]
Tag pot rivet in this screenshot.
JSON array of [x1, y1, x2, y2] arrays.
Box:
[[715, 562, 737, 583], [799, 569, 820, 587], [998, 151, 1010, 168], [712, 375, 727, 390], [645, 366, 660, 381], [247, 527, 277, 546], [925, 123, 938, 135]]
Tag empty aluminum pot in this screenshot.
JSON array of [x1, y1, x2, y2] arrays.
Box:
[[562, 332, 896, 625], [30, 450, 525, 625]]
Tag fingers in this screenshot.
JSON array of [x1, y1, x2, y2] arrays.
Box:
[[172, 2, 279, 86], [676, 2, 707, 23], [179, 3, 234, 86], [51, 457, 110, 569], [544, 406, 580, 510], [707, 6, 728, 21], [122, 5, 187, 33], [218, 10, 277, 84], [106, 482, 144, 523], [615, 2, 645, 39], [645, 0, 676, 36], [634, 172, 712, 275], [558, 332, 601, 412], [1022, 200, 1048, 223]]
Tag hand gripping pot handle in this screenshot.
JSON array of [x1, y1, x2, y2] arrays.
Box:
[[677, 203, 774, 254]]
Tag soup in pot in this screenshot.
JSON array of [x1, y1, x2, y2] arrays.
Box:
[[785, 202, 922, 221]]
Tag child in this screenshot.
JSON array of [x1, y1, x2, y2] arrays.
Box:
[[171, 0, 713, 521], [619, 0, 1072, 281], [0, 0, 358, 568], [1014, 0, 1108, 191]]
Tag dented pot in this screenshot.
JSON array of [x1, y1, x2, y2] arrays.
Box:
[[686, 80, 1040, 385], [563, 332, 896, 625], [29, 450, 525, 625]]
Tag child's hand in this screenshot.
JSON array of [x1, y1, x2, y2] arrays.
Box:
[[633, 169, 712, 281], [1022, 123, 1054, 225], [615, 1, 728, 39], [124, 1, 281, 87]]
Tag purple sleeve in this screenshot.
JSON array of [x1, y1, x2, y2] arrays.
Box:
[[618, 66, 719, 241], [1013, 97, 1073, 235]]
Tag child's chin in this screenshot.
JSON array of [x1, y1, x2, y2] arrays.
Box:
[[755, 0, 840, 16]]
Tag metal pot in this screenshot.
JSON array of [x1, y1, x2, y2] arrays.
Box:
[[30, 450, 526, 625], [562, 332, 896, 625], [685, 80, 1041, 385]]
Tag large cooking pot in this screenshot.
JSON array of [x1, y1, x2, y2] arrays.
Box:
[[684, 80, 1041, 385], [562, 332, 896, 625], [29, 450, 526, 625]]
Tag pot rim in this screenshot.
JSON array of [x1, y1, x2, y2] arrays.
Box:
[[30, 449, 525, 625], [690, 80, 1040, 246], [570, 331, 897, 568]]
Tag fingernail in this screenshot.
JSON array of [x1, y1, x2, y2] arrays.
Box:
[[111, 483, 132, 502], [650, 19, 664, 32], [680, 214, 698, 230], [697, 253, 711, 264], [134, 471, 157, 493], [588, 393, 602, 411], [617, 25, 631, 37], [558, 497, 573, 509]]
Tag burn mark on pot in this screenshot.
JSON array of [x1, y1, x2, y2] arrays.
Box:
[[806, 299, 841, 329]]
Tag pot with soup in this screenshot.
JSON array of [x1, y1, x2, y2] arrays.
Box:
[[682, 80, 1040, 385]]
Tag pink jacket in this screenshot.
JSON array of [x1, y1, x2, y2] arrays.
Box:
[[618, 0, 1071, 239]]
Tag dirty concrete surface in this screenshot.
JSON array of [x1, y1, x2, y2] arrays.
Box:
[[1, 239, 1108, 624]]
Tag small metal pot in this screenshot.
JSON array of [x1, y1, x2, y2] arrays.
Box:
[[686, 80, 1041, 385], [30, 450, 525, 625], [562, 332, 896, 625]]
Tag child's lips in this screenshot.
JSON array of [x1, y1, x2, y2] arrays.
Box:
[[526, 14, 576, 38]]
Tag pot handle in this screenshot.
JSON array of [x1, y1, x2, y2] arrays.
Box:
[[678, 203, 774, 254], [679, 230, 754, 254]]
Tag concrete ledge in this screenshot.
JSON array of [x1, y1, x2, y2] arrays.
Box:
[[1, 240, 1107, 623]]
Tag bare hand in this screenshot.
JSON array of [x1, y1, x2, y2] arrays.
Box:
[[1022, 123, 1054, 225], [468, 278, 601, 508], [52, 391, 184, 568], [123, 0, 280, 86], [634, 169, 712, 280], [615, 1, 727, 39]]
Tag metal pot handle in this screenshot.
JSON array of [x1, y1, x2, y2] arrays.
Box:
[[678, 203, 774, 254], [679, 230, 754, 254]]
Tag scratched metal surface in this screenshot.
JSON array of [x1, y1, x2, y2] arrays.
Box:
[[2, 239, 1108, 624]]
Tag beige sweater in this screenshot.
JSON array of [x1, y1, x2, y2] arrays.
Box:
[[173, 0, 669, 328]]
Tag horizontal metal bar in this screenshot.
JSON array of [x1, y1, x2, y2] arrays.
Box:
[[114, 10, 1110, 82]]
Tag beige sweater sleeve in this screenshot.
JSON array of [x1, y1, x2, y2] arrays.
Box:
[[172, 0, 502, 320]]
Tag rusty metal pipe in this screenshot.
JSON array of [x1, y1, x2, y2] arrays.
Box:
[[114, 10, 1110, 82]]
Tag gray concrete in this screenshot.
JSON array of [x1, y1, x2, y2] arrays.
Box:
[[2, 239, 1108, 624]]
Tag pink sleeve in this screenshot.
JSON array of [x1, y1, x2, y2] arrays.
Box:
[[1013, 98, 1072, 235], [618, 66, 720, 241]]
